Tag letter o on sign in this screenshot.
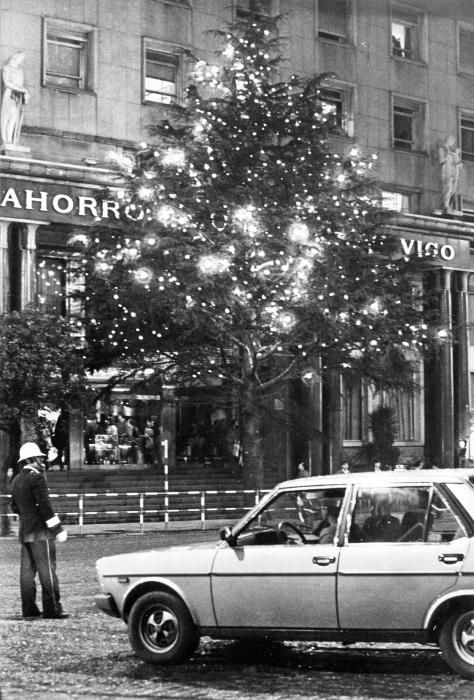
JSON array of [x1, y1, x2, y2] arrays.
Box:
[[52, 194, 74, 214], [440, 245, 455, 261]]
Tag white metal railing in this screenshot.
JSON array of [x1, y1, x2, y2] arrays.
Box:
[[0, 489, 268, 535]]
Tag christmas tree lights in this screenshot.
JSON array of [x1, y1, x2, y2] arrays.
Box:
[[78, 3, 439, 486]]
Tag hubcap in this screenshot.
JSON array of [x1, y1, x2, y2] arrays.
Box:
[[454, 613, 474, 664], [141, 606, 179, 653]]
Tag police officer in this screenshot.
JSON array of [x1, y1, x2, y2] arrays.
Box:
[[10, 442, 68, 619]]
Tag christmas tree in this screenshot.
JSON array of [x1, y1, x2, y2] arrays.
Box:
[[78, 5, 437, 486]]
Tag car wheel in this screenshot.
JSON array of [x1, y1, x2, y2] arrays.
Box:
[[128, 591, 199, 664], [439, 604, 474, 679]]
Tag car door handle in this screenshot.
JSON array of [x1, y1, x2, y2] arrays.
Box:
[[438, 553, 464, 564], [312, 556, 336, 566]]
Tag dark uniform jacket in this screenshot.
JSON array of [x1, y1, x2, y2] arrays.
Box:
[[10, 466, 63, 543]]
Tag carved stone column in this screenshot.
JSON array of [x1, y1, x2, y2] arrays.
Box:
[[21, 223, 40, 307], [431, 269, 455, 467], [0, 221, 9, 312], [453, 271, 470, 462]]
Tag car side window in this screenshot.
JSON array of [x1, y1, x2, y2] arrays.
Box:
[[235, 487, 346, 546], [426, 488, 467, 542], [349, 485, 467, 544]]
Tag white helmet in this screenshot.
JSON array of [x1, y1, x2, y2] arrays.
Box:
[[18, 442, 46, 463]]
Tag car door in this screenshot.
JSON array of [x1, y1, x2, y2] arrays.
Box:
[[337, 482, 470, 630], [211, 486, 346, 629]]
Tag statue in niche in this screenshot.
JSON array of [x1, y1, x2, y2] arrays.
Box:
[[438, 135, 462, 214], [1, 51, 29, 146]]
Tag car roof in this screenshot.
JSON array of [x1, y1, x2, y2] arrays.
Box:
[[276, 468, 474, 490]]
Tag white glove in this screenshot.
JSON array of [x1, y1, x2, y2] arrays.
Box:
[[56, 529, 68, 543]]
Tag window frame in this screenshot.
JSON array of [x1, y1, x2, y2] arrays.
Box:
[[42, 18, 96, 93], [460, 112, 474, 163], [142, 38, 188, 106], [318, 82, 355, 138], [234, 0, 275, 20], [390, 4, 426, 63], [317, 0, 353, 44], [458, 22, 474, 75], [392, 95, 426, 153]]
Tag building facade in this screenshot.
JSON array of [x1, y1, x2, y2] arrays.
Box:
[[0, 0, 473, 478]]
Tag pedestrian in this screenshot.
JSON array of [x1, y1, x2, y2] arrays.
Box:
[[297, 462, 309, 478], [337, 460, 350, 474], [10, 442, 68, 620]]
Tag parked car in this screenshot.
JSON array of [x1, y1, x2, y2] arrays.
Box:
[[95, 470, 474, 678]]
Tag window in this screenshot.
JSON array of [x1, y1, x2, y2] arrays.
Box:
[[391, 8, 420, 60], [461, 115, 474, 162], [350, 485, 466, 544], [393, 99, 424, 151], [458, 25, 474, 74], [318, 86, 354, 137], [343, 376, 363, 441], [43, 19, 95, 91], [318, 0, 349, 42], [36, 255, 67, 315], [235, 0, 272, 19], [143, 40, 185, 105], [383, 389, 416, 442], [235, 487, 346, 545], [382, 191, 410, 212]]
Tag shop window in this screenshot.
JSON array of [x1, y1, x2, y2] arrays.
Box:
[[458, 24, 474, 74], [391, 7, 423, 61], [468, 277, 474, 345], [36, 255, 67, 315], [318, 0, 350, 43], [343, 376, 363, 441], [383, 389, 416, 442], [318, 86, 354, 137], [43, 18, 96, 91], [393, 98, 425, 151], [143, 40, 184, 105], [461, 115, 474, 162]]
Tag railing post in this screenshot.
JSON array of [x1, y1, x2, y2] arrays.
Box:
[[139, 493, 144, 534], [201, 491, 206, 530], [79, 494, 84, 535], [162, 439, 169, 530]]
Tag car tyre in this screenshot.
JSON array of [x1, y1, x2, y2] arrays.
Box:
[[439, 603, 474, 679], [128, 591, 199, 664]]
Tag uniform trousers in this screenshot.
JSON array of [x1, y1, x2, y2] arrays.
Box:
[[20, 539, 62, 617]]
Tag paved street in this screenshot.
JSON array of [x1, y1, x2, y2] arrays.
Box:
[[1, 529, 473, 699]]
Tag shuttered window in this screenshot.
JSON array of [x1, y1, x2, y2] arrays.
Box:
[[318, 0, 348, 41]]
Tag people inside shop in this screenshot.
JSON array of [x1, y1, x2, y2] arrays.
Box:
[[51, 410, 69, 471], [142, 419, 155, 465], [225, 420, 241, 472], [84, 418, 98, 464], [125, 418, 140, 463]]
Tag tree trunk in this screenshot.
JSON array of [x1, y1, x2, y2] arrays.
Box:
[[0, 421, 21, 536], [240, 379, 265, 491]]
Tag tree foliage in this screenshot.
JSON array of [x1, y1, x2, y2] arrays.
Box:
[[78, 6, 439, 485]]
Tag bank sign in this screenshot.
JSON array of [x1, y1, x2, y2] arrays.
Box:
[[0, 181, 468, 265], [0, 180, 124, 225]]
